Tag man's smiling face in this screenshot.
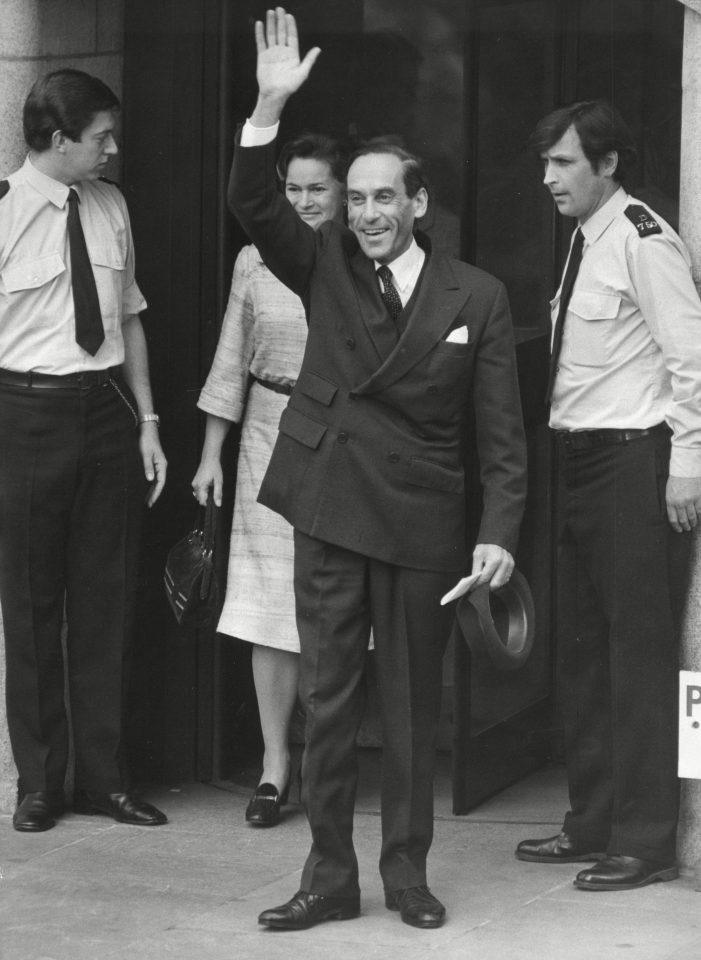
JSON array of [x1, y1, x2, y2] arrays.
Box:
[[346, 153, 427, 265]]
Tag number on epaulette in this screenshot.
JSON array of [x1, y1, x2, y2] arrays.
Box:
[[624, 204, 662, 238]]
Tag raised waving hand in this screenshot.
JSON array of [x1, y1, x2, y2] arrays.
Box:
[[251, 7, 321, 126]]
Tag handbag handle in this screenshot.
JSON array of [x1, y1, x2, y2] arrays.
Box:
[[202, 491, 218, 555], [198, 491, 219, 602]]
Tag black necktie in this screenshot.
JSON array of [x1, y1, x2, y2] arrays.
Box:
[[545, 227, 584, 403], [67, 188, 105, 356], [377, 264, 403, 326]]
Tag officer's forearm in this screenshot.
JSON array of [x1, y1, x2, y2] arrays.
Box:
[[121, 313, 156, 417]]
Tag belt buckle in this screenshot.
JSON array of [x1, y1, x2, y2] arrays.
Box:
[[558, 430, 593, 452], [558, 431, 579, 450], [78, 369, 108, 388]]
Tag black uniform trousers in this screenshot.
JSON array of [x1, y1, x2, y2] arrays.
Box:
[[0, 378, 143, 799], [293, 529, 456, 898], [555, 426, 689, 864]]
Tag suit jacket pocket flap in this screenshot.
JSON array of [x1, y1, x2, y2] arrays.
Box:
[[406, 456, 464, 493], [297, 370, 338, 406], [279, 406, 327, 450]]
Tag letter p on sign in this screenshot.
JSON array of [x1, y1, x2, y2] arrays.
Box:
[[679, 670, 701, 779]]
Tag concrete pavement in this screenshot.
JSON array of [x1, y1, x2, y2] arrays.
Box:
[[2, 756, 700, 960]]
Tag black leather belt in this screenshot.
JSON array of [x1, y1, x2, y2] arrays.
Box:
[[554, 422, 669, 450], [0, 367, 116, 389], [251, 375, 294, 396]]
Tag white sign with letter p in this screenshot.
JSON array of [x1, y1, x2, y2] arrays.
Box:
[[679, 670, 701, 779]]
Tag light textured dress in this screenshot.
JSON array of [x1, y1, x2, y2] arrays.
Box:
[[198, 244, 307, 651]]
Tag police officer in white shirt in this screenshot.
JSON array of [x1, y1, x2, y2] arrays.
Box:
[[515, 99, 701, 891], [0, 69, 168, 831]]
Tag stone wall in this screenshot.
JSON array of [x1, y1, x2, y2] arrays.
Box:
[[676, 0, 701, 875], [0, 0, 124, 813]]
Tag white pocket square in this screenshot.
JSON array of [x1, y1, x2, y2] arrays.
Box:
[[446, 326, 468, 344]]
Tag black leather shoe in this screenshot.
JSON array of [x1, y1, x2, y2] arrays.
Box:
[[385, 885, 446, 928], [516, 831, 605, 863], [245, 781, 289, 827], [574, 855, 679, 891], [73, 791, 167, 826], [13, 792, 62, 832], [258, 890, 360, 929]]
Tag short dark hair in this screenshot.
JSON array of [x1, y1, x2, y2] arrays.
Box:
[[276, 132, 347, 185], [347, 140, 429, 198], [530, 99, 637, 183], [23, 69, 120, 152]]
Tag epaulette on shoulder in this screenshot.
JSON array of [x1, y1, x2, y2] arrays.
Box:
[[98, 176, 121, 191], [0, 180, 9, 200], [624, 204, 662, 238]]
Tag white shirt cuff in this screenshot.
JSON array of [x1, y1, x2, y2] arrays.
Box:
[[670, 445, 701, 479], [241, 119, 279, 147]]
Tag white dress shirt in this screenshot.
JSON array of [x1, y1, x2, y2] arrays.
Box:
[[375, 241, 425, 306], [0, 156, 146, 375], [549, 187, 701, 477], [241, 119, 280, 147]]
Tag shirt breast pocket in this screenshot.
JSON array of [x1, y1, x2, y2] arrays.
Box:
[[90, 242, 126, 332], [1, 253, 66, 293], [1, 254, 67, 328], [567, 290, 621, 367]]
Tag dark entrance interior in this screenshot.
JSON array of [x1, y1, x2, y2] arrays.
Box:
[[121, 0, 683, 807]]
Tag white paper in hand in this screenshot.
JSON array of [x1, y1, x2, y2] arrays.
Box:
[[440, 572, 481, 605]]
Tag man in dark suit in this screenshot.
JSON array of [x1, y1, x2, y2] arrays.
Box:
[[229, 9, 526, 930]]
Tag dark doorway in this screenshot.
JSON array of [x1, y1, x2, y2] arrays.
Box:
[[121, 0, 230, 784], [453, 0, 683, 810], [120, 0, 683, 806]]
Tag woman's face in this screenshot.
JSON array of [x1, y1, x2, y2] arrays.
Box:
[[284, 157, 344, 230]]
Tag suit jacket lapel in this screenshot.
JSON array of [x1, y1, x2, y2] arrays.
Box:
[[354, 252, 472, 395]]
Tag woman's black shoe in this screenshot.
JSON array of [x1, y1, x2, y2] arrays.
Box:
[[245, 781, 289, 827]]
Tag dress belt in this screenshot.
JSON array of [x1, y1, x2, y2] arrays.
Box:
[[0, 367, 116, 389], [553, 422, 669, 450], [251, 375, 294, 396]]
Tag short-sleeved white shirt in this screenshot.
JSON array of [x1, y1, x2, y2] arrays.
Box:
[[549, 187, 701, 477], [0, 156, 146, 374]]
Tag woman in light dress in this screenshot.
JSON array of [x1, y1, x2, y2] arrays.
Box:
[[192, 134, 346, 826]]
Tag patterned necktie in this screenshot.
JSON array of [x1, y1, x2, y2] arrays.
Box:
[[377, 264, 403, 325], [545, 227, 584, 403], [67, 188, 105, 356]]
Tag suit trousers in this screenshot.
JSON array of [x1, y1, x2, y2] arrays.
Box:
[[556, 428, 689, 863], [0, 379, 144, 798], [293, 530, 456, 897]]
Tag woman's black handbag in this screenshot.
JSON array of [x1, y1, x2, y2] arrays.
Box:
[[164, 494, 219, 624]]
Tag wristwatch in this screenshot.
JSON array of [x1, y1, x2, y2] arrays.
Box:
[[138, 413, 160, 426]]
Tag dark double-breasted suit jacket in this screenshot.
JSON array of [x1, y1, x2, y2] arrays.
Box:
[[228, 136, 527, 573], [228, 133, 527, 896]]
